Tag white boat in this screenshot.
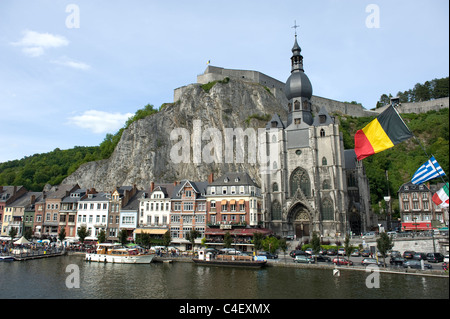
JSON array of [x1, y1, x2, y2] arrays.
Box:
[[85, 243, 154, 264], [0, 255, 15, 261]]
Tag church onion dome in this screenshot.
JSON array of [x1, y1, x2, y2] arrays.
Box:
[[284, 35, 313, 100], [285, 71, 313, 100]]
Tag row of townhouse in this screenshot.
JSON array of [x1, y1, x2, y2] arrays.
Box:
[[398, 182, 449, 231], [0, 172, 266, 251]]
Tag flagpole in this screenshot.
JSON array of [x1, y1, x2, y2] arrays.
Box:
[[392, 102, 448, 185]]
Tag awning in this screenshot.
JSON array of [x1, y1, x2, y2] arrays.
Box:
[[230, 200, 236, 205], [134, 228, 168, 235], [221, 200, 228, 205], [238, 199, 245, 205], [401, 221, 432, 231]]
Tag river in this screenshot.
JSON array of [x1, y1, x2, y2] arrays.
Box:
[[0, 255, 448, 300]]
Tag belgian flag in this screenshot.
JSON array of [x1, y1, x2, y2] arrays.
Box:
[[354, 105, 413, 161]]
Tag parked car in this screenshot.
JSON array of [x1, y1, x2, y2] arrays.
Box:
[[387, 231, 397, 238], [390, 251, 402, 258], [413, 252, 427, 261], [338, 248, 345, 256], [351, 249, 360, 257], [219, 248, 241, 255], [305, 248, 313, 255], [327, 249, 337, 256], [290, 250, 307, 258], [426, 253, 444, 263], [294, 255, 314, 264], [311, 254, 331, 262], [258, 251, 278, 259], [361, 250, 371, 257], [444, 255, 449, 263], [390, 256, 405, 266], [319, 248, 328, 255], [403, 251, 415, 259], [403, 260, 432, 269], [362, 232, 376, 239], [361, 258, 384, 267], [332, 257, 353, 266]]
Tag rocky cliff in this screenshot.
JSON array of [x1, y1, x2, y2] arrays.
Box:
[[63, 79, 287, 190]]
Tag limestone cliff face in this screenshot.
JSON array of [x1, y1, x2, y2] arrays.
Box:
[[63, 79, 287, 190]]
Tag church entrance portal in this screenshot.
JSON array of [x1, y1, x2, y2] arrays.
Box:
[[288, 202, 311, 240]]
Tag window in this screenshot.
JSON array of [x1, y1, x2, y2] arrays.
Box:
[[321, 198, 334, 221], [322, 157, 327, 166], [319, 115, 326, 124], [320, 128, 325, 137], [174, 202, 181, 211], [271, 200, 282, 220], [222, 187, 227, 195], [231, 186, 236, 194], [294, 118, 301, 125], [403, 201, 409, 211], [210, 201, 216, 209], [294, 100, 300, 110], [185, 190, 192, 197], [239, 186, 245, 194], [272, 182, 279, 192], [290, 167, 311, 197], [221, 204, 227, 212], [211, 187, 216, 195], [184, 202, 193, 211], [230, 204, 236, 211]]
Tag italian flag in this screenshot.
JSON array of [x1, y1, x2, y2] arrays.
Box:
[[432, 183, 449, 208]]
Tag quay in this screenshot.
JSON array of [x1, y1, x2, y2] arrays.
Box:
[[152, 255, 449, 278], [8, 248, 66, 261]]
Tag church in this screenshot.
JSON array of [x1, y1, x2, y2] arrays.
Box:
[[260, 34, 376, 239]]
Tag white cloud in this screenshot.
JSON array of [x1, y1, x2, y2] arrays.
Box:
[[52, 57, 91, 70], [12, 30, 69, 57], [68, 110, 133, 134]]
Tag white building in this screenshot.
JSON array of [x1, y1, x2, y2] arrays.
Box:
[[76, 192, 110, 241]]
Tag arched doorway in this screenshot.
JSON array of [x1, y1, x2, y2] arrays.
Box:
[[287, 202, 312, 240]]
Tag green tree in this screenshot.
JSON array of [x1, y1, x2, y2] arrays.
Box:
[[376, 232, 394, 268], [58, 227, 66, 243], [262, 236, 279, 254], [310, 232, 321, 263], [136, 232, 151, 249], [252, 232, 264, 255], [77, 226, 89, 244], [279, 238, 288, 263], [118, 229, 128, 246], [9, 227, 18, 243], [162, 230, 171, 250], [186, 229, 200, 252], [344, 235, 353, 266], [97, 229, 106, 244], [223, 232, 233, 250]]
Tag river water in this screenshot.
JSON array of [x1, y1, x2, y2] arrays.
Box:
[[0, 255, 448, 299]]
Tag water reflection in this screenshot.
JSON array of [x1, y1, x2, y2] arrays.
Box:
[[0, 255, 448, 299]]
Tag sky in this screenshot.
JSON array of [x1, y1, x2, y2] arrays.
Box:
[[0, 0, 448, 163]]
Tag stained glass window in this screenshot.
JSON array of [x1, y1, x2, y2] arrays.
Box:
[[290, 167, 310, 197]]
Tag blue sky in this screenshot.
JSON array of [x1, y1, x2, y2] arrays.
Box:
[[0, 0, 448, 163]]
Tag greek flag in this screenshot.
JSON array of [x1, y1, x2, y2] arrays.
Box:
[[411, 156, 446, 185]]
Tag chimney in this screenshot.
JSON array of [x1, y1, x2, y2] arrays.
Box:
[[208, 173, 214, 184], [150, 182, 155, 193], [31, 195, 36, 205]]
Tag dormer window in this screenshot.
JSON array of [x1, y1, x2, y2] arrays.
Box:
[[271, 121, 277, 128], [319, 115, 326, 124]]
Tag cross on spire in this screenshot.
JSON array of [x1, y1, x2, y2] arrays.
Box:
[[292, 20, 300, 36]]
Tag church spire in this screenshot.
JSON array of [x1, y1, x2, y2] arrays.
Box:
[[291, 24, 304, 73]]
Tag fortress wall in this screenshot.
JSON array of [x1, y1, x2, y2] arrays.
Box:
[[175, 66, 446, 117], [376, 97, 449, 114]]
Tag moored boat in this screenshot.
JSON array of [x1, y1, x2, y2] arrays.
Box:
[[192, 249, 267, 268], [0, 255, 15, 261], [85, 243, 154, 264]]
